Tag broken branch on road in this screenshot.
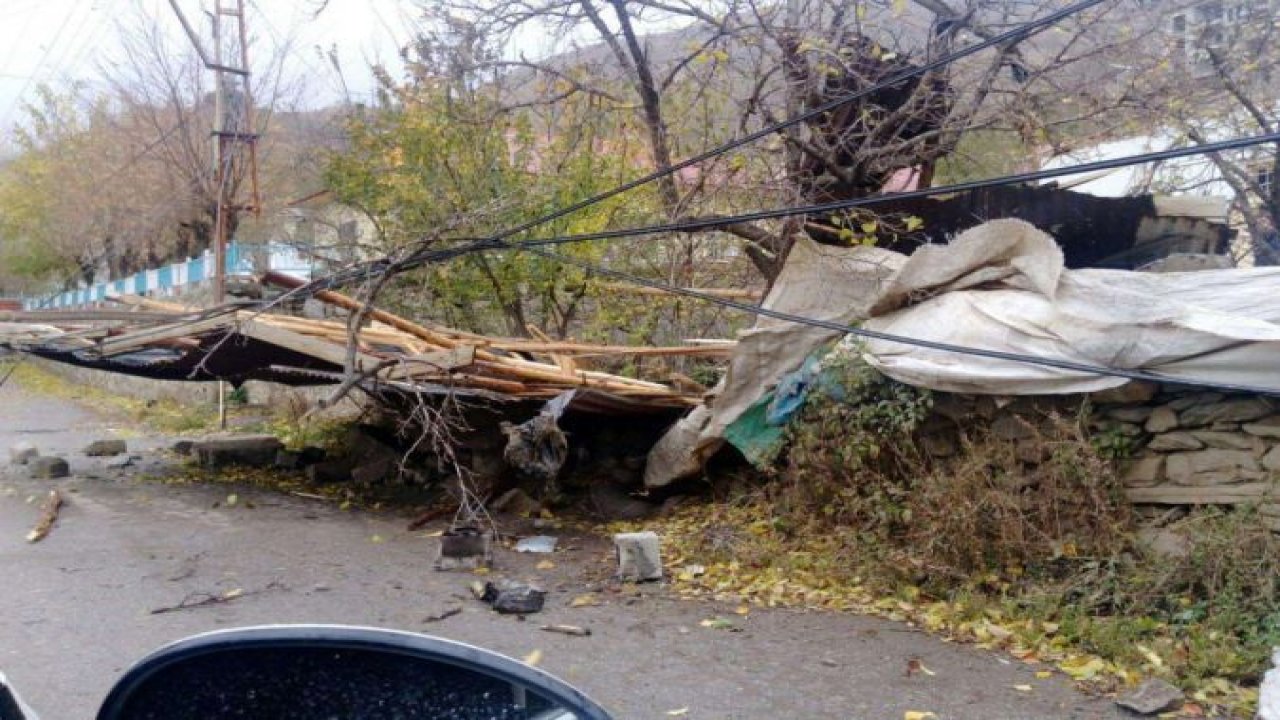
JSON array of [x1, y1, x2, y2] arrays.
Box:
[[149, 581, 285, 615], [25, 489, 63, 543]]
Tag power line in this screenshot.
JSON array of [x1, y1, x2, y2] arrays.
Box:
[[499, 130, 1280, 249], [518, 245, 1280, 398], [487, 0, 1108, 243]]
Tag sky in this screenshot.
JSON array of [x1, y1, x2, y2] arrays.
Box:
[[0, 0, 422, 147]]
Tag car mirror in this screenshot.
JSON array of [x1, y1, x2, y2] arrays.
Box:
[[95, 625, 611, 720]]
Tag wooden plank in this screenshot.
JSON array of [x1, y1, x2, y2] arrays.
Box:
[[1126, 483, 1278, 505], [525, 324, 578, 375], [97, 316, 234, 357], [238, 321, 384, 372], [379, 346, 477, 380]]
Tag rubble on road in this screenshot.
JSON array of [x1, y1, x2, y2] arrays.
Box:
[[435, 526, 492, 570], [193, 435, 284, 468], [480, 580, 546, 614], [28, 456, 69, 479], [9, 442, 37, 466]]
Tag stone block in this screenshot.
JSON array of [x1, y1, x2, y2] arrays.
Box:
[[1179, 398, 1272, 428], [1263, 447, 1280, 473], [83, 439, 127, 457], [28, 456, 69, 479], [614, 531, 663, 581], [1165, 449, 1259, 486], [1189, 431, 1265, 454], [1243, 416, 1280, 439], [1115, 678, 1183, 715], [193, 435, 284, 468], [1165, 392, 1224, 412], [9, 441, 38, 466], [1122, 457, 1165, 487], [1107, 406, 1153, 423], [1147, 432, 1204, 452], [1144, 407, 1178, 433]]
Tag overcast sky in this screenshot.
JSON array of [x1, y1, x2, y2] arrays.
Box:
[[0, 0, 422, 146]]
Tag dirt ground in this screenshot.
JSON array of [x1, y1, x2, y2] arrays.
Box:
[[0, 377, 1128, 719]]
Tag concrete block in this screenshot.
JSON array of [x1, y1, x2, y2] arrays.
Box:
[[614, 531, 663, 582]]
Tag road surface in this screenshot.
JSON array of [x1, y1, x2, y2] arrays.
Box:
[[0, 377, 1125, 719]]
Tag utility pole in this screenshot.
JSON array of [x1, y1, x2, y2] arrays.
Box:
[[168, 0, 262, 428]]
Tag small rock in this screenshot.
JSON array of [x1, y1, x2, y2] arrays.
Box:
[[1015, 440, 1050, 465], [1147, 433, 1204, 452], [1243, 416, 1280, 439], [1144, 407, 1178, 433], [481, 580, 546, 614], [83, 439, 127, 457], [9, 441, 38, 466], [1115, 678, 1183, 715], [105, 455, 137, 469], [28, 456, 70, 479], [615, 531, 663, 582]]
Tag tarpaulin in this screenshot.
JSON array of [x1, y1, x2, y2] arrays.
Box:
[[645, 219, 1280, 487]]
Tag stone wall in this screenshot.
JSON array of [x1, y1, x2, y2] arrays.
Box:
[[918, 381, 1280, 531]]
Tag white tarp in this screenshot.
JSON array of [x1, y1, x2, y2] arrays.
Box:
[[645, 218, 1280, 487]]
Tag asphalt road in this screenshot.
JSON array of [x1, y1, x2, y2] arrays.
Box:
[[0, 377, 1127, 719]]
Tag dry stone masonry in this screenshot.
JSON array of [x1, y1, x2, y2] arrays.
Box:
[[918, 382, 1280, 531]]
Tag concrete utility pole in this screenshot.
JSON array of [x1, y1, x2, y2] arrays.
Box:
[[168, 0, 262, 428]]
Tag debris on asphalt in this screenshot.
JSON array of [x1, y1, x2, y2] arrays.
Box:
[[193, 435, 283, 469], [480, 580, 547, 614], [423, 606, 463, 623], [1114, 678, 1184, 715], [436, 526, 492, 571], [569, 593, 601, 608], [149, 581, 284, 615], [9, 441, 38, 466], [541, 624, 591, 637], [614, 530, 663, 581], [83, 439, 126, 457], [28, 455, 69, 479], [515, 535, 558, 553], [104, 455, 137, 469], [25, 489, 62, 543]]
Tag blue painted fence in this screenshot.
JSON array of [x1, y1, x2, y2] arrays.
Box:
[[24, 243, 316, 310]]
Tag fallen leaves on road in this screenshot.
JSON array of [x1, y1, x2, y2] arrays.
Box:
[[665, 708, 689, 716], [536, 559, 556, 570], [903, 711, 937, 720], [569, 594, 600, 608], [522, 649, 543, 666]]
